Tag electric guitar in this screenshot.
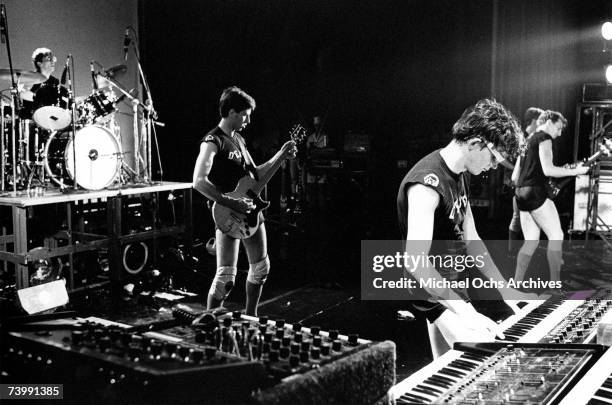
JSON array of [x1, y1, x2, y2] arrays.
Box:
[[546, 138, 612, 199], [212, 125, 306, 239]]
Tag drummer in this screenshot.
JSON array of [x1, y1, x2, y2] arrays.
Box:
[[19, 48, 59, 105]]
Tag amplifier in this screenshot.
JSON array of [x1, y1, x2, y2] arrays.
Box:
[[583, 83, 612, 103]]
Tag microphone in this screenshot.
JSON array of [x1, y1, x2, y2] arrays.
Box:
[[90, 61, 98, 90], [60, 55, 70, 86], [123, 28, 131, 62]]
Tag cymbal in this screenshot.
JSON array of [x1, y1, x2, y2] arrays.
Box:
[[0, 69, 46, 86]]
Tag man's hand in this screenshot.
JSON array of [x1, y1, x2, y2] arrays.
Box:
[[435, 303, 505, 345], [280, 140, 297, 160], [225, 196, 255, 213]]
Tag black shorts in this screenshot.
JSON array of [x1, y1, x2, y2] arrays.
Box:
[[515, 185, 547, 211]]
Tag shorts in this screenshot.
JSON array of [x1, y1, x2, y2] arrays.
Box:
[[515, 185, 547, 212]]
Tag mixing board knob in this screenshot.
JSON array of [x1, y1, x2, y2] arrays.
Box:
[[293, 322, 303, 332], [262, 342, 271, 354], [275, 319, 285, 327], [321, 344, 331, 356], [280, 347, 290, 358], [258, 325, 267, 334], [232, 311, 242, 319], [290, 342, 300, 355], [289, 355, 300, 367], [294, 332, 303, 343], [313, 336, 322, 347], [311, 347, 321, 359], [282, 336, 291, 346], [329, 330, 339, 340], [275, 329, 285, 339], [269, 350, 280, 362], [271, 338, 281, 350], [299, 351, 309, 363], [99, 336, 111, 352], [71, 330, 84, 345], [301, 341, 310, 351], [348, 334, 359, 345], [332, 340, 342, 352], [264, 331, 274, 342], [223, 317, 233, 327], [310, 326, 321, 336], [258, 316, 269, 325]]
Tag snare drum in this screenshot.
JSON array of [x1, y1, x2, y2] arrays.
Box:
[[32, 84, 72, 131], [44, 125, 121, 190], [77, 90, 117, 125]]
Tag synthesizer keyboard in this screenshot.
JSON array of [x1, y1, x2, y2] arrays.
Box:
[[389, 342, 606, 404], [559, 345, 612, 405], [497, 298, 612, 344]]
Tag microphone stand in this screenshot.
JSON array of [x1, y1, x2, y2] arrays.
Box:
[[129, 26, 161, 184], [0, 4, 18, 195], [65, 54, 79, 192]]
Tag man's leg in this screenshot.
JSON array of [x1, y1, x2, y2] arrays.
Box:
[[242, 223, 268, 316], [529, 199, 564, 282], [207, 229, 239, 310], [514, 211, 540, 282]]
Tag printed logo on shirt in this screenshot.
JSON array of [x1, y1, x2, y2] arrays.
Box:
[[423, 173, 439, 187], [204, 134, 215, 142], [228, 150, 242, 160]]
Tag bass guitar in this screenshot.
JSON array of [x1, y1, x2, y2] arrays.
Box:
[[212, 124, 306, 239], [546, 138, 612, 199]]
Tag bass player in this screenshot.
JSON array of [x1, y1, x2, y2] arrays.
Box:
[[193, 86, 297, 315]]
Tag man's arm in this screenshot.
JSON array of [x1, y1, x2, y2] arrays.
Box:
[[192, 142, 254, 213], [539, 140, 588, 178], [406, 184, 475, 312]]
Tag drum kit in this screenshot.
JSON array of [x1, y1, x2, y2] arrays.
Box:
[[0, 66, 129, 194]]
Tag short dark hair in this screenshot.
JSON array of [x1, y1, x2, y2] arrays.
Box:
[[538, 110, 567, 128], [452, 98, 522, 158], [31, 47, 53, 72], [523, 107, 544, 129], [219, 86, 256, 118]]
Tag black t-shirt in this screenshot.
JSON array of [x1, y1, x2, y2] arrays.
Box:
[[396, 150, 470, 322], [201, 126, 255, 193], [20, 75, 60, 120], [516, 131, 553, 188], [397, 150, 469, 241]]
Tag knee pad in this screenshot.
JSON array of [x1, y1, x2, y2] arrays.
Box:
[[247, 256, 270, 285], [209, 266, 237, 300]]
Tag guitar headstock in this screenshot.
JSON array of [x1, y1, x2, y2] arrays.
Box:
[[289, 124, 307, 144]]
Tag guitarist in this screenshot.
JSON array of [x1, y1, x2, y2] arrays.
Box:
[[193, 86, 297, 315], [513, 110, 589, 283]]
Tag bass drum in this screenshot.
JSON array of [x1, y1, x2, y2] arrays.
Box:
[[44, 125, 121, 190]]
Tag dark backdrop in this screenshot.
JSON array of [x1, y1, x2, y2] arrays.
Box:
[[138, 0, 610, 240]]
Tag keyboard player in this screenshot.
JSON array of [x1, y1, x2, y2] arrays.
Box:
[[397, 99, 531, 357]]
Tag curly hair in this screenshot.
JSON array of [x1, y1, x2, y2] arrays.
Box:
[[452, 98, 522, 158], [219, 86, 256, 118]]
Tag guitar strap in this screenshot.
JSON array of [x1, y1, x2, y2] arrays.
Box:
[[236, 136, 259, 181]]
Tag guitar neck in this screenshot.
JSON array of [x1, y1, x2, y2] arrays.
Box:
[[251, 153, 285, 194]]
